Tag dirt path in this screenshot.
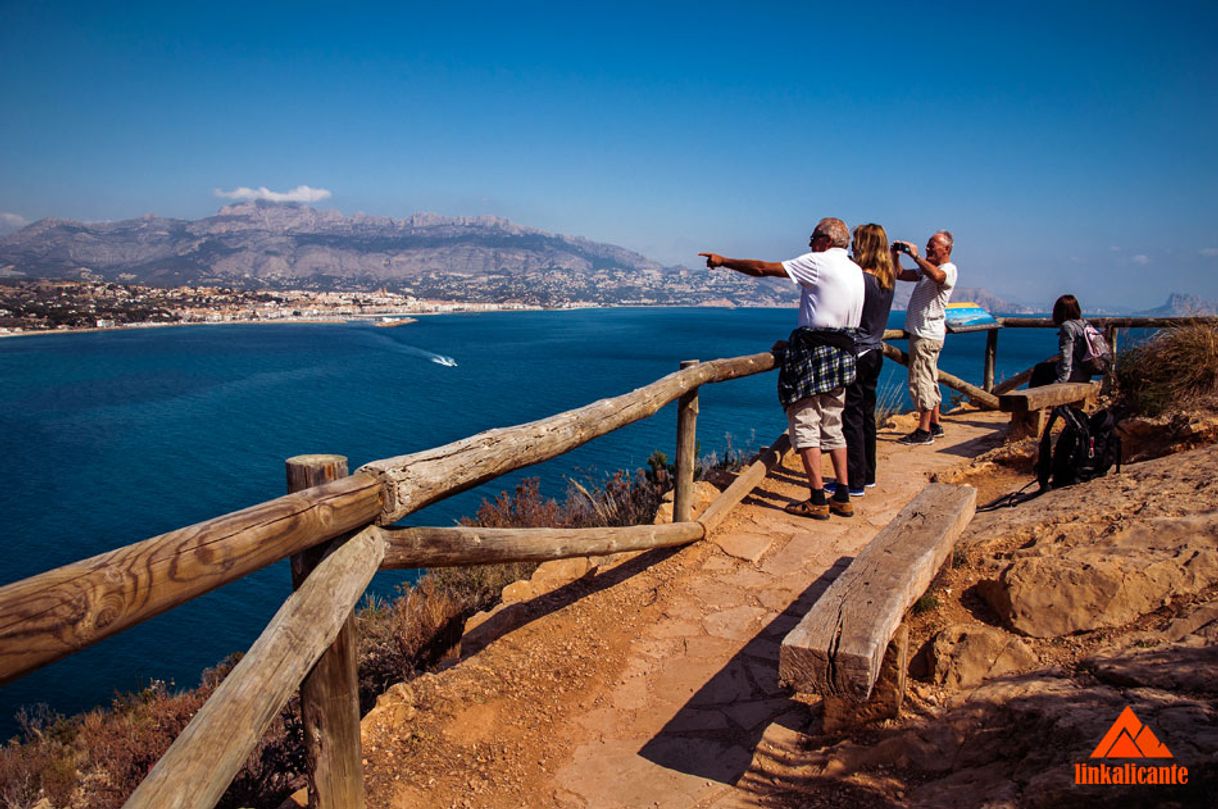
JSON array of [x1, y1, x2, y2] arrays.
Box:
[[358, 411, 1010, 809]]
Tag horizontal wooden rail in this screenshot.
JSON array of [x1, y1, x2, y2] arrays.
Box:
[[998, 316, 1218, 329], [123, 527, 385, 809], [379, 430, 792, 570], [991, 355, 1058, 395], [697, 431, 790, 534], [380, 522, 704, 569], [880, 343, 1000, 410], [361, 351, 778, 523], [0, 474, 383, 685]]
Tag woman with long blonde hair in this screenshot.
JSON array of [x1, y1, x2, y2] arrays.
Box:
[[836, 223, 896, 496]]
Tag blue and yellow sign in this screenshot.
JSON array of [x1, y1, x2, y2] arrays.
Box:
[[945, 302, 999, 333]]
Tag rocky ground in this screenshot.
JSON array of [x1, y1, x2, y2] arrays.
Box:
[[339, 408, 1217, 809]]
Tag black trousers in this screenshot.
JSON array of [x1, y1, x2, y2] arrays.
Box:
[[844, 349, 884, 488], [1030, 361, 1057, 387]]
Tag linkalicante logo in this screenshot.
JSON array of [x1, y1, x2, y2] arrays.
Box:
[[1074, 706, 1189, 786]]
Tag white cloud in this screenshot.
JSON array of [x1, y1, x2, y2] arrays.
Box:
[[214, 185, 332, 203], [1109, 245, 1122, 252], [1201, 247, 1218, 258], [1131, 254, 1151, 265], [0, 212, 29, 235]]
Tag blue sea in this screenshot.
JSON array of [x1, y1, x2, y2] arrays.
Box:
[[0, 307, 1073, 736]]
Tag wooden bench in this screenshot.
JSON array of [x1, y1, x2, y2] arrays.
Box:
[[999, 381, 1099, 439], [778, 484, 976, 727]]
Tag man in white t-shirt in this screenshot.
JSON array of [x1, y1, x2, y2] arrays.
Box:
[[893, 230, 958, 445], [699, 217, 864, 519]]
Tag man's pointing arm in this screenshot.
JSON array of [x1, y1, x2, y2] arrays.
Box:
[[699, 252, 787, 278]]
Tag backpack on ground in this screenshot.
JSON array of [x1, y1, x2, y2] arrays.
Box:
[[1035, 405, 1122, 491], [1081, 321, 1112, 374]]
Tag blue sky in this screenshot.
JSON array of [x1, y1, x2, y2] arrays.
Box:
[[1, 1, 1216, 308]]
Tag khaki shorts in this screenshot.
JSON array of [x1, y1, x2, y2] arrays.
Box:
[[786, 389, 847, 451], [908, 335, 944, 411]]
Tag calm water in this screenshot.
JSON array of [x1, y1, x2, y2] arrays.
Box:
[[0, 307, 1068, 735]]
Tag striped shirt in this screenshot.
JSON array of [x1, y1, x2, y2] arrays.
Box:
[[904, 262, 958, 340]]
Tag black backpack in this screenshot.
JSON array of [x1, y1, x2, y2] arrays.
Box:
[[1035, 405, 1122, 490]]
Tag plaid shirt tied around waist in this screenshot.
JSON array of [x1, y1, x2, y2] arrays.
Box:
[[777, 326, 860, 409]]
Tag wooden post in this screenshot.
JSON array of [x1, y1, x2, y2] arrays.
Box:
[[673, 360, 700, 522], [1103, 326, 1120, 395], [123, 527, 384, 809], [983, 328, 998, 392], [286, 455, 364, 809]]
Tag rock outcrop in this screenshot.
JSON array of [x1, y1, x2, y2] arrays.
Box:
[[928, 624, 1037, 688], [978, 514, 1218, 637]]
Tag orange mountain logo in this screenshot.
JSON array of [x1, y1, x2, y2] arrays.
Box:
[[1090, 706, 1173, 759], [1074, 706, 1188, 786]]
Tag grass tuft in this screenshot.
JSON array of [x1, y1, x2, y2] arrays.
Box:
[[1117, 323, 1218, 416], [875, 381, 904, 428]]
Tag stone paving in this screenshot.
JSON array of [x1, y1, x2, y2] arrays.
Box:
[[358, 410, 1009, 809], [544, 411, 1008, 808]]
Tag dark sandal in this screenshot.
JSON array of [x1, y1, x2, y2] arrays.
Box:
[[784, 498, 830, 520]]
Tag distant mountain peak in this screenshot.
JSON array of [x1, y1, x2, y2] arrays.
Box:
[[1139, 292, 1216, 316]]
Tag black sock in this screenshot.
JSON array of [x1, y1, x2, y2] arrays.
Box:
[[833, 486, 850, 502], [810, 488, 827, 505]]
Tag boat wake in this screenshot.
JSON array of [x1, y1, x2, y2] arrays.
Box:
[[358, 329, 458, 367]]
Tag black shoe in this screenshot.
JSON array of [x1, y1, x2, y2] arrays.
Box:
[[898, 429, 934, 446], [930, 423, 945, 438]]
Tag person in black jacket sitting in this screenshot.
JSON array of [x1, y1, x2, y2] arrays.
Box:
[[1030, 294, 1103, 387]]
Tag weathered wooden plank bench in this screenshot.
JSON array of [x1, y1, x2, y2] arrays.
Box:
[[778, 483, 976, 727], [999, 381, 1099, 439]]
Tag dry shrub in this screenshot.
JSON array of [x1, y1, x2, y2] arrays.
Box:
[[1117, 323, 1218, 416], [0, 733, 70, 809], [0, 660, 305, 809], [563, 470, 665, 528], [356, 470, 667, 704], [357, 577, 469, 708], [463, 472, 667, 532]]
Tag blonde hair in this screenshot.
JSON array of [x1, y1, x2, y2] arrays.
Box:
[[852, 223, 895, 291]]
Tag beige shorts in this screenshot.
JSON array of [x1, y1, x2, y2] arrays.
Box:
[[908, 335, 944, 411], [786, 389, 847, 451]]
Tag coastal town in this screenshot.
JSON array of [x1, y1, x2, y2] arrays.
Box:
[[0, 279, 543, 335]]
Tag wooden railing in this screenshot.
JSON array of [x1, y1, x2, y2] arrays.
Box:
[[3, 315, 1214, 808], [0, 350, 786, 809]]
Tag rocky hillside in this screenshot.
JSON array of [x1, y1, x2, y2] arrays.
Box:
[[0, 202, 791, 307]]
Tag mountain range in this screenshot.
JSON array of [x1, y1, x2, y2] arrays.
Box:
[[0, 202, 1037, 311]]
